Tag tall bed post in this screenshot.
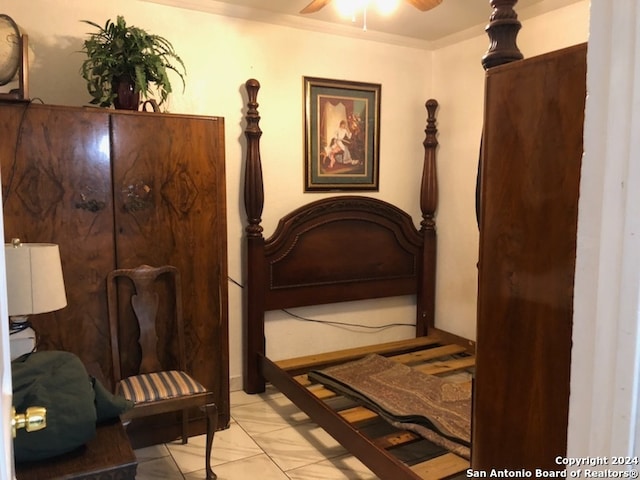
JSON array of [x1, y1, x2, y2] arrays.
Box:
[[417, 99, 439, 336], [243, 79, 266, 393]]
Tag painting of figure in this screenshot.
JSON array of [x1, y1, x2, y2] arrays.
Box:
[[304, 77, 380, 191]]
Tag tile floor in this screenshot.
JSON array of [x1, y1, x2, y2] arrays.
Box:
[[134, 385, 378, 479]]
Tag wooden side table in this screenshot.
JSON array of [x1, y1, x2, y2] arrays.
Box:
[[15, 418, 137, 480]]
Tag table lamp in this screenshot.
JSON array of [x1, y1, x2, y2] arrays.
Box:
[[5, 239, 67, 358]]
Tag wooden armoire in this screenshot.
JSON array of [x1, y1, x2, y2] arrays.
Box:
[[473, 43, 587, 469], [0, 102, 229, 446]]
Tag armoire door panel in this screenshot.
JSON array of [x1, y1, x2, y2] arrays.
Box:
[[473, 44, 586, 470], [0, 103, 116, 370], [110, 112, 229, 416]]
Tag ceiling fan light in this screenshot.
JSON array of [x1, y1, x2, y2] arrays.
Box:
[[335, 0, 364, 17], [374, 0, 400, 16]]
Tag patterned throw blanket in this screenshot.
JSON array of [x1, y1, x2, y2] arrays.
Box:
[[309, 354, 472, 459]]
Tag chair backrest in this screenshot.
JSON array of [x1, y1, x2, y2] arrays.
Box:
[[107, 265, 187, 385]]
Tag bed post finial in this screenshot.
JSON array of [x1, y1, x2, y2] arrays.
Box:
[[482, 0, 523, 70], [244, 78, 264, 237], [421, 99, 438, 231]]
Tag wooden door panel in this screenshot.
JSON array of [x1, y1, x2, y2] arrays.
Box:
[[473, 44, 586, 470], [110, 112, 229, 420], [0, 103, 115, 371]]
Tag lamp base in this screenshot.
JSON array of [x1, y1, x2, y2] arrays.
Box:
[[9, 315, 31, 333], [9, 316, 35, 360], [9, 326, 36, 360]]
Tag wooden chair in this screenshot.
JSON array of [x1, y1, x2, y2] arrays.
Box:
[[107, 264, 217, 480]]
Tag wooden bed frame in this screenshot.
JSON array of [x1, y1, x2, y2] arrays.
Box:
[[241, 3, 523, 478], [242, 84, 475, 479]]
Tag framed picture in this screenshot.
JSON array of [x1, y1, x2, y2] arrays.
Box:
[[304, 77, 381, 191]]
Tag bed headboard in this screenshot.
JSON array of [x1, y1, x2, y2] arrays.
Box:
[[242, 79, 439, 392]]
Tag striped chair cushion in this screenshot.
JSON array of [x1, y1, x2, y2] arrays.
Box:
[[117, 370, 207, 404]]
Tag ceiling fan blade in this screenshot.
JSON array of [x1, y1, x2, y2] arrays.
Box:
[[300, 0, 332, 14], [405, 0, 443, 12]]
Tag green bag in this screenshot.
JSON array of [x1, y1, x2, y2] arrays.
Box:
[[12, 350, 132, 462]]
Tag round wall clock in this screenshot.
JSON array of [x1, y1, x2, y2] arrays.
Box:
[[0, 14, 21, 86]]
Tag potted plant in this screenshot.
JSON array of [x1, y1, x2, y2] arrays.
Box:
[[80, 16, 186, 109]]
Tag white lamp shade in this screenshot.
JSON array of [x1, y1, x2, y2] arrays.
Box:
[[4, 242, 67, 316]]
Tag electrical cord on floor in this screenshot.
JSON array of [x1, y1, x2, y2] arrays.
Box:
[[228, 276, 416, 330]]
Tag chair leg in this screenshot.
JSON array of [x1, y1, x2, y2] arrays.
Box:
[[182, 408, 189, 444], [203, 402, 218, 480]]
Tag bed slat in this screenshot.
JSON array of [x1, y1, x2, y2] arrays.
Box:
[[411, 453, 469, 479], [413, 357, 475, 375], [373, 430, 421, 448], [275, 335, 442, 373], [389, 343, 468, 364], [340, 405, 377, 424]]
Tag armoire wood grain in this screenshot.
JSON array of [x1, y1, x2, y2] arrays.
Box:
[[473, 43, 587, 469], [0, 102, 230, 446]]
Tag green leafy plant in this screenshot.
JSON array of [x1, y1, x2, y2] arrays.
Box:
[[80, 16, 186, 108]]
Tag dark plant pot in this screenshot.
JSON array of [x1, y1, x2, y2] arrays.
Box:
[[112, 76, 140, 110]]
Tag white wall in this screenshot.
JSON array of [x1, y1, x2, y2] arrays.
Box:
[[568, 0, 640, 462], [3, 0, 432, 390], [431, 0, 590, 340]]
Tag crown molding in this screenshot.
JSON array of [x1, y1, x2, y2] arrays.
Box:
[[140, 0, 435, 50]]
